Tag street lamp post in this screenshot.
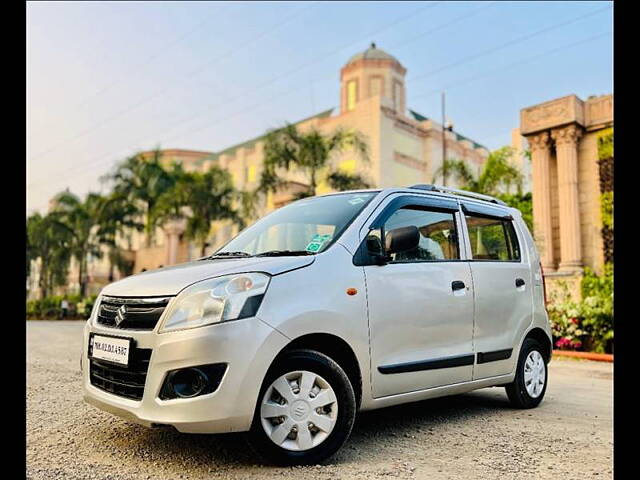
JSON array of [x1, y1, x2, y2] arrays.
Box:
[[441, 92, 446, 186]]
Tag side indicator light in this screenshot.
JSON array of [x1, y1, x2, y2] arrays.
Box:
[[346, 288, 358, 296]]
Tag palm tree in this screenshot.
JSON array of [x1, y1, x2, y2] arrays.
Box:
[[235, 190, 258, 230], [326, 171, 372, 191], [27, 212, 74, 298], [155, 165, 238, 256], [434, 147, 523, 196], [258, 124, 370, 199], [433, 158, 459, 187], [104, 149, 176, 247], [51, 191, 107, 296], [95, 191, 141, 281]]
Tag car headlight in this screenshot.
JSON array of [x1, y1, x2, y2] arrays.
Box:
[[159, 272, 270, 333]]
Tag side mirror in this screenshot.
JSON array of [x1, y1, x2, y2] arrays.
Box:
[[385, 226, 420, 255]]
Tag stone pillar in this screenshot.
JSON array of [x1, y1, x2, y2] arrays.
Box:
[[529, 132, 555, 271], [551, 124, 583, 272], [163, 218, 187, 266]]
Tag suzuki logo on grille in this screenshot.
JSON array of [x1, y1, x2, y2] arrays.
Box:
[[115, 305, 127, 326]]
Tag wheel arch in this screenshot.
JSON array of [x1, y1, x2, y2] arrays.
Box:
[[523, 327, 553, 363], [272, 333, 363, 409]]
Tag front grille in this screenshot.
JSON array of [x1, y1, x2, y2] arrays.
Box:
[[89, 347, 152, 400], [97, 296, 172, 330]]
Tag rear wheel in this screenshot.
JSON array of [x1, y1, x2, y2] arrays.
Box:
[[246, 349, 356, 466], [505, 338, 548, 408]]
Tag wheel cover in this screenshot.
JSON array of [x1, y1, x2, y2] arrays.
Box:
[[260, 370, 338, 451], [523, 350, 546, 398]]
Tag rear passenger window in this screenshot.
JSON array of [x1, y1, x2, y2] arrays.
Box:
[[465, 216, 520, 261], [384, 207, 459, 262]]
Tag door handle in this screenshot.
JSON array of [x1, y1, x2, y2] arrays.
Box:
[[515, 278, 525, 288], [451, 280, 466, 291]]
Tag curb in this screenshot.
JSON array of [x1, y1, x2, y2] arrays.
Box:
[[553, 350, 613, 363]]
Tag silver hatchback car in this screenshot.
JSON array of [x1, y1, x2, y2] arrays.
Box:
[[82, 185, 552, 465]]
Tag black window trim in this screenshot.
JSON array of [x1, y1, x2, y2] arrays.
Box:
[[461, 202, 522, 263], [460, 201, 513, 220], [353, 195, 462, 266]]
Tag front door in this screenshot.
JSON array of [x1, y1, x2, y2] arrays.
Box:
[[363, 196, 475, 398]]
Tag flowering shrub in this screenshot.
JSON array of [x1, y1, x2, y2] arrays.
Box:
[[548, 293, 585, 350], [547, 264, 613, 353]]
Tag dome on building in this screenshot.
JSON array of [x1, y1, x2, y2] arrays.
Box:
[[346, 42, 400, 65]]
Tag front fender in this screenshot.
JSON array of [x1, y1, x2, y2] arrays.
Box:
[[257, 246, 372, 406]]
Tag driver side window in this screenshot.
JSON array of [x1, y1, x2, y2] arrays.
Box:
[[378, 206, 460, 263]]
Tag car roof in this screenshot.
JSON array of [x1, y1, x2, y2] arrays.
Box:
[[319, 185, 513, 211]]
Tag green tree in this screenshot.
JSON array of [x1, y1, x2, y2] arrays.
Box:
[[27, 212, 74, 298], [258, 124, 370, 199], [96, 191, 141, 280], [50, 191, 108, 296], [235, 190, 259, 230], [496, 192, 533, 232], [435, 147, 523, 196], [433, 158, 460, 187], [104, 149, 176, 247], [326, 171, 372, 191], [155, 165, 238, 256]]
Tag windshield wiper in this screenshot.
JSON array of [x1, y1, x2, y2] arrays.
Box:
[[254, 250, 314, 257], [208, 251, 252, 258]]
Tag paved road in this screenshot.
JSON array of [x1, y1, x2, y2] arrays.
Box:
[[27, 321, 613, 480]]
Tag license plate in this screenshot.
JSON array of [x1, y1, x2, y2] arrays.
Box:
[[90, 334, 131, 366]]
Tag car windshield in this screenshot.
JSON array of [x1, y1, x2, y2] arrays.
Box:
[[216, 192, 378, 256]]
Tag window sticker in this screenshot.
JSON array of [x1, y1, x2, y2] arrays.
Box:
[[348, 197, 365, 205], [305, 233, 332, 253]]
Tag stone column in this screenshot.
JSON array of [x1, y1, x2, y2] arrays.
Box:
[[551, 124, 583, 272], [163, 218, 187, 266], [529, 131, 555, 271]]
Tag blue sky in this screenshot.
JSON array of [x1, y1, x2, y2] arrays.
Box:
[[27, 1, 613, 214]]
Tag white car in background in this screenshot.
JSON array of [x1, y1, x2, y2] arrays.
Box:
[[82, 185, 552, 465]]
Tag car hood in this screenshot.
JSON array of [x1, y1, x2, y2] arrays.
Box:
[[101, 256, 316, 297]]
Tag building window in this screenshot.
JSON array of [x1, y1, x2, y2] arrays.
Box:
[[393, 80, 403, 112], [347, 80, 357, 111], [247, 164, 257, 183], [369, 76, 383, 97], [339, 158, 356, 174]]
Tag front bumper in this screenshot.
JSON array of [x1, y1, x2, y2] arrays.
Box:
[[82, 316, 289, 433]]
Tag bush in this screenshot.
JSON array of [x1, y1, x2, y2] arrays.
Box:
[[76, 294, 98, 319], [497, 192, 533, 232], [26, 294, 98, 320], [548, 264, 613, 353]]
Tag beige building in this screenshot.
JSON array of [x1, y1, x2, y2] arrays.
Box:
[[129, 43, 490, 275], [36, 44, 491, 296], [519, 93, 613, 298]]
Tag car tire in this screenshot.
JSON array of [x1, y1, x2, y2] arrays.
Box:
[[246, 349, 356, 466], [505, 338, 548, 409]]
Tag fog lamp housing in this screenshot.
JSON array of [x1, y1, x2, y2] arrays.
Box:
[[159, 363, 227, 400]]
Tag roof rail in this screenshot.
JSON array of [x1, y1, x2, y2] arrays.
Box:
[[408, 184, 507, 206]]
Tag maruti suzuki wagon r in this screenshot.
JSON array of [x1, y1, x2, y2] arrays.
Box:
[[82, 185, 552, 465]]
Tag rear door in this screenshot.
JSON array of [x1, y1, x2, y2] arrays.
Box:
[[460, 201, 533, 379]]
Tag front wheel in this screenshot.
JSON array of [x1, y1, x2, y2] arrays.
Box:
[[505, 338, 548, 408], [246, 349, 356, 466]]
